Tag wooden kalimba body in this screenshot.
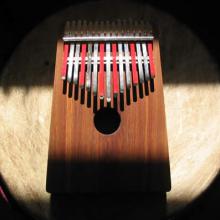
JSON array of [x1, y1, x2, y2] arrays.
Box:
[[46, 20, 171, 193]]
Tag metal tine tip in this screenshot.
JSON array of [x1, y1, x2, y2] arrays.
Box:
[[76, 20, 83, 36], [82, 20, 87, 36], [103, 20, 108, 36], [137, 20, 144, 35], [75, 20, 82, 36], [128, 19, 134, 36], [137, 20, 143, 36], [131, 19, 139, 35], [74, 19, 150, 35], [140, 20, 146, 36], [63, 19, 154, 41], [90, 21, 94, 36], [94, 21, 99, 36], [100, 21, 104, 36], [86, 21, 90, 36], [116, 19, 122, 35], [106, 20, 110, 36], [95, 21, 101, 36], [144, 21, 153, 35], [89, 22, 94, 39], [123, 19, 130, 36], [122, 19, 126, 36], [142, 19, 149, 37], [111, 21, 116, 37], [134, 20, 139, 36], [70, 21, 76, 37], [64, 21, 71, 37]]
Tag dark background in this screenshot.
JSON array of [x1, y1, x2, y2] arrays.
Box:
[[0, 0, 220, 219]]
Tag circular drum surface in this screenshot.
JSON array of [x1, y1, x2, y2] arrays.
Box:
[[1, 1, 220, 219]]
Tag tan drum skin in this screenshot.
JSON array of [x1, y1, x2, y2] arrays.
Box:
[[0, 1, 220, 219]]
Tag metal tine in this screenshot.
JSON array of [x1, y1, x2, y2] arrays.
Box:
[[81, 20, 87, 37], [63, 19, 154, 42], [128, 18, 135, 39], [140, 20, 150, 81], [105, 20, 110, 35], [98, 21, 105, 100], [87, 21, 93, 36], [70, 20, 76, 37], [100, 20, 104, 36], [111, 20, 116, 37], [135, 20, 145, 84], [81, 21, 88, 51], [117, 19, 125, 94], [134, 20, 141, 36], [126, 19, 138, 86], [140, 20, 146, 36], [123, 19, 132, 89], [77, 20, 87, 88], [63, 18, 154, 42], [106, 20, 111, 103], [107, 20, 112, 34], [144, 20, 153, 36], [61, 21, 71, 81], [75, 20, 81, 36], [127, 19, 133, 33], [111, 20, 119, 97], [121, 19, 125, 36], [66, 21, 76, 82], [116, 18, 120, 31], [144, 21, 153, 36], [93, 20, 99, 36], [85, 21, 93, 91], [137, 20, 142, 36], [93, 20, 99, 34], [92, 21, 99, 95], [64, 21, 71, 37], [73, 21, 81, 84]]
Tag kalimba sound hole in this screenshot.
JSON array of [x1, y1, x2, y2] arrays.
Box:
[[94, 108, 121, 135]]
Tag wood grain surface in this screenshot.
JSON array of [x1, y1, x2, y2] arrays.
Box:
[[46, 40, 171, 193], [0, 1, 220, 220]]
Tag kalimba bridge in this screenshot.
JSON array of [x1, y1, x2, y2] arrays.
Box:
[[46, 20, 171, 193]]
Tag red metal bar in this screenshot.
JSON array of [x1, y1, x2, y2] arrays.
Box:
[[112, 43, 119, 96], [61, 43, 69, 80], [79, 43, 87, 87], [98, 43, 105, 98], [130, 43, 139, 85], [147, 42, 155, 78]]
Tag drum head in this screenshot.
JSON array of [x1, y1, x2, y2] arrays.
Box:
[[0, 1, 220, 219]]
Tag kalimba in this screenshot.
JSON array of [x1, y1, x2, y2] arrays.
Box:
[[46, 20, 171, 193]]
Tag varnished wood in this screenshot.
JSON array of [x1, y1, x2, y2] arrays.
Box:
[[46, 40, 171, 192]]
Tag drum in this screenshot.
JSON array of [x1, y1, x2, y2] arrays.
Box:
[[0, 1, 220, 219]]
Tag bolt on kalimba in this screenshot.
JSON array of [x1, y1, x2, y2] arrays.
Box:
[[46, 20, 171, 193]]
